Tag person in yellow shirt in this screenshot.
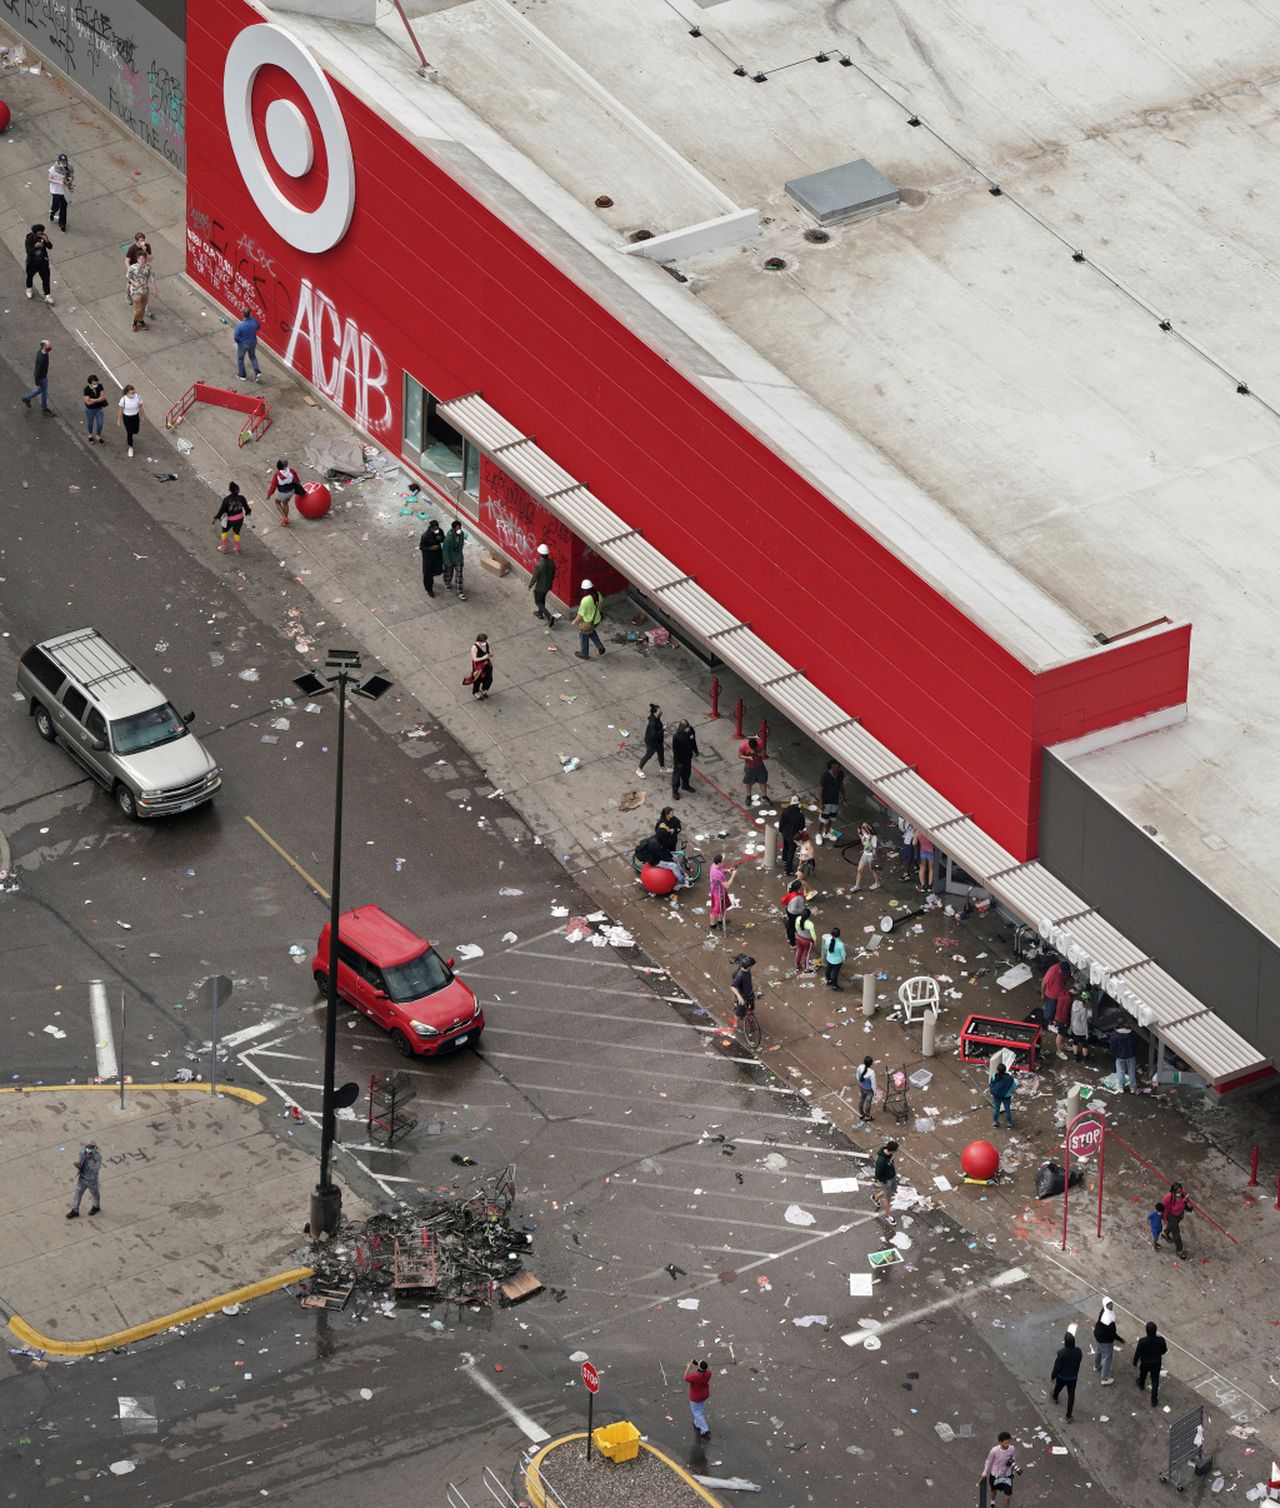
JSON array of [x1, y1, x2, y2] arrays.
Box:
[[573, 580, 606, 659]]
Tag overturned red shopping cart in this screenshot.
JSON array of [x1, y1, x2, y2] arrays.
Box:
[[165, 382, 272, 447]]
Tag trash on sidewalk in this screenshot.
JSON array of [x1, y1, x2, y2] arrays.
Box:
[[784, 1204, 815, 1226]]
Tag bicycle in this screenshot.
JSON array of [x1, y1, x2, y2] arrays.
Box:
[[736, 1001, 762, 1051], [631, 847, 703, 884]]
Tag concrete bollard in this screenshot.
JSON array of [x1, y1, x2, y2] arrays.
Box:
[[862, 973, 876, 1017], [761, 819, 779, 868], [922, 1010, 937, 1058]]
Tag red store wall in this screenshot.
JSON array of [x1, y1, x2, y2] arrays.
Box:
[[185, 0, 1191, 860]]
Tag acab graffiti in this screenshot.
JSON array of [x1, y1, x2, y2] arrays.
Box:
[[284, 278, 392, 435]]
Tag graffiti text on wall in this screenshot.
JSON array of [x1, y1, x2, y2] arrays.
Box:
[[284, 278, 392, 436]]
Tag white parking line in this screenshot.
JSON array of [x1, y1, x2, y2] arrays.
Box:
[[88, 979, 118, 1082], [841, 1267, 1029, 1348], [197, 1020, 288, 1052], [461, 1353, 550, 1443], [481, 1026, 731, 1060], [481, 1049, 793, 1092]]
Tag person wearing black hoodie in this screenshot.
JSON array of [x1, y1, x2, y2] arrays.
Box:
[[670, 719, 698, 799], [417, 519, 445, 598], [1051, 1331, 1083, 1421], [636, 704, 665, 777], [1093, 1299, 1123, 1384], [1133, 1321, 1168, 1406], [778, 796, 807, 876]]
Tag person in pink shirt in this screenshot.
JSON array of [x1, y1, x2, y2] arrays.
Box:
[[982, 1431, 1017, 1500]]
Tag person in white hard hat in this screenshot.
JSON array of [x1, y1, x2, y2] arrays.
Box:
[[573, 579, 606, 659], [529, 543, 556, 626]]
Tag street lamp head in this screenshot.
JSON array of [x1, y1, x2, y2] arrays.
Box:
[[293, 671, 331, 697], [325, 648, 362, 670], [353, 673, 393, 702]]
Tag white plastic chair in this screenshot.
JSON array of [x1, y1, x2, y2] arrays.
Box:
[[898, 976, 940, 1024]]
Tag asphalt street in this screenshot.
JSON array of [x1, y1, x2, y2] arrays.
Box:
[[0, 311, 1134, 1505]]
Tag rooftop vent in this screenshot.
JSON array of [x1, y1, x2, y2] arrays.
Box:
[[784, 159, 900, 226]]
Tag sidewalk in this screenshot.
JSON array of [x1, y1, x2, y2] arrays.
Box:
[[3, 50, 1278, 1454], [0, 1085, 313, 1353]]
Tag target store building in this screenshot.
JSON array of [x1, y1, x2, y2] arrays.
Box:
[[19, 0, 1280, 1088]]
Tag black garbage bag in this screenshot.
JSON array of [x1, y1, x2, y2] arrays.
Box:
[[1034, 1161, 1084, 1198]]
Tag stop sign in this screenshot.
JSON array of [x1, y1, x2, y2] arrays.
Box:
[[581, 1362, 600, 1394], [1067, 1113, 1105, 1160]]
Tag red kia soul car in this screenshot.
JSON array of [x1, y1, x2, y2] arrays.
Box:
[[312, 905, 483, 1056]]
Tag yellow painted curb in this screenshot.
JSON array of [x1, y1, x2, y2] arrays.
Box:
[[0, 1081, 266, 1105], [524, 1432, 725, 1508], [8, 1265, 313, 1356]]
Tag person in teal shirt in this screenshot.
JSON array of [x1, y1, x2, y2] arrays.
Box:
[[989, 1065, 1016, 1128], [441, 520, 468, 600], [821, 927, 846, 989]]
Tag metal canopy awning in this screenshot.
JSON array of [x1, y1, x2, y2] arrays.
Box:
[[437, 392, 1272, 1090]]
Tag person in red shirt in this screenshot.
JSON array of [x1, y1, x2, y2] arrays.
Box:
[[684, 1357, 711, 1439]]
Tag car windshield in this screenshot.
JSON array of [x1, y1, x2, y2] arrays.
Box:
[[383, 947, 452, 1003], [111, 703, 189, 755]]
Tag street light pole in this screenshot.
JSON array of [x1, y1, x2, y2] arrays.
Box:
[[295, 651, 392, 1240]]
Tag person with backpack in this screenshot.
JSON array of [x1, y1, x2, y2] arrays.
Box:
[[822, 927, 846, 989], [781, 878, 810, 946], [212, 483, 252, 555], [852, 822, 880, 891], [855, 1055, 875, 1120], [267, 459, 306, 525], [636, 704, 665, 777], [573, 580, 606, 658], [872, 1141, 898, 1223], [989, 1065, 1016, 1128]]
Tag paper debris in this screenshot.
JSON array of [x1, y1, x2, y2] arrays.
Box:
[[455, 944, 484, 961], [784, 1204, 816, 1226], [821, 1177, 860, 1194], [793, 1315, 828, 1328], [849, 1273, 874, 1297], [677, 1298, 700, 1310]]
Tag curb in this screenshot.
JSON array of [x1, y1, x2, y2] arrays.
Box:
[[8, 1265, 312, 1356], [524, 1432, 725, 1508], [0, 1081, 266, 1105]]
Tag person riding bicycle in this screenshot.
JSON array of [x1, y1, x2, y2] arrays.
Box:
[[635, 831, 688, 886], [730, 955, 756, 1019]]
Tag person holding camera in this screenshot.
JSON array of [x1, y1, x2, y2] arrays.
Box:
[[25, 224, 53, 303], [683, 1357, 712, 1439]]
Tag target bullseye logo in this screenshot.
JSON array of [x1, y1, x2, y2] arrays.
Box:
[[223, 24, 355, 255]]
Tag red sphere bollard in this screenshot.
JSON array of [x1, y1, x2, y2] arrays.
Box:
[[961, 1140, 999, 1182], [640, 863, 678, 896], [295, 481, 332, 520], [0, 101, 11, 134]]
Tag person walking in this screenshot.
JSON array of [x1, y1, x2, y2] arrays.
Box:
[[818, 759, 844, 840], [417, 519, 444, 597], [872, 1140, 898, 1223], [1110, 1022, 1138, 1092], [1160, 1183, 1190, 1258], [116, 384, 144, 455], [234, 308, 262, 380], [822, 926, 846, 989], [1147, 1202, 1164, 1252], [918, 834, 936, 891], [468, 633, 493, 700], [22, 340, 54, 415], [670, 719, 698, 799], [573, 580, 606, 658], [124, 231, 152, 302], [684, 1358, 712, 1439], [83, 373, 108, 443], [989, 1064, 1016, 1128], [24, 224, 53, 303], [782, 878, 810, 947], [636, 704, 665, 777], [856, 1055, 876, 1121], [267, 459, 305, 525], [852, 822, 881, 891], [212, 483, 252, 555], [795, 829, 816, 877], [708, 853, 735, 933], [982, 1432, 1018, 1504], [439, 519, 468, 600], [1133, 1321, 1168, 1406], [529, 543, 556, 624], [1050, 1330, 1083, 1422], [1053, 978, 1073, 1050], [126, 251, 155, 331], [1093, 1298, 1122, 1385], [794, 907, 817, 974], [739, 736, 768, 806], [66, 1140, 101, 1218], [48, 153, 73, 232], [778, 796, 806, 875]]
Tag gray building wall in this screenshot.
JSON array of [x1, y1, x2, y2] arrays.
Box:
[[2, 0, 186, 169], [1039, 751, 1279, 1066]]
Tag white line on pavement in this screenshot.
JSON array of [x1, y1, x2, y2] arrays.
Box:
[[480, 1048, 793, 1091], [198, 1020, 290, 1052], [88, 979, 118, 1082], [841, 1266, 1029, 1348], [460, 1353, 550, 1443]]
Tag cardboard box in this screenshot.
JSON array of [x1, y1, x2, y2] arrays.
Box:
[[480, 553, 510, 578]]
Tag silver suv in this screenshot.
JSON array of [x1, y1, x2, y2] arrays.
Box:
[[17, 629, 221, 819]]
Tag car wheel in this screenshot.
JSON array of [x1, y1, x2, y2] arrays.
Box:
[[114, 784, 139, 820], [314, 971, 329, 998], [33, 704, 56, 742], [390, 1029, 414, 1058]]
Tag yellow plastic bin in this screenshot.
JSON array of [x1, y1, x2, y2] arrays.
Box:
[[592, 1421, 641, 1463]]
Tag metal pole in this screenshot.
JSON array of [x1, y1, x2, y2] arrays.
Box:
[[862, 973, 876, 1017], [921, 1009, 936, 1058], [734, 699, 744, 739], [1097, 1129, 1105, 1239], [586, 1390, 593, 1460], [210, 988, 220, 1096], [314, 670, 347, 1237], [1248, 1146, 1259, 1187], [119, 987, 126, 1111], [758, 718, 769, 755], [709, 676, 720, 719], [1062, 1133, 1070, 1251]]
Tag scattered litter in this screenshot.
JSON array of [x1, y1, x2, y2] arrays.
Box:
[[221, 1304, 242, 1316], [848, 1274, 874, 1297], [288, 945, 307, 959], [820, 1177, 860, 1194], [359, 1388, 374, 1401], [908, 1069, 933, 1089], [116, 920, 132, 930], [933, 1175, 954, 1192], [499, 887, 524, 897], [501, 931, 518, 944], [784, 1204, 816, 1227], [43, 1024, 67, 1039], [793, 1314, 828, 1328], [238, 668, 260, 682], [996, 963, 1033, 991], [890, 1231, 912, 1250], [677, 1298, 700, 1310], [455, 944, 484, 961], [109, 1461, 137, 1476], [569, 1351, 590, 1363], [551, 905, 569, 918], [117, 1397, 158, 1435], [500, 1271, 543, 1304]]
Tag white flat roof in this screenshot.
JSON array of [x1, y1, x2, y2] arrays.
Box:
[[286, 0, 1280, 948]]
